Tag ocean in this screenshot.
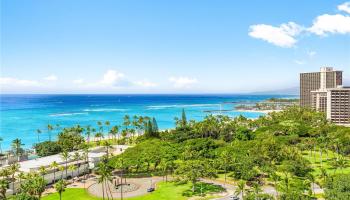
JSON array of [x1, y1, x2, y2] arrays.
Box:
[[0, 94, 295, 150]]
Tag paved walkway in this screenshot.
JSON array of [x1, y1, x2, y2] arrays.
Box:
[[203, 179, 323, 200], [88, 176, 163, 198], [200, 179, 240, 200], [200, 179, 278, 200]]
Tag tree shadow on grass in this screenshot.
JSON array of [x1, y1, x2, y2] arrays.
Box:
[[182, 182, 225, 197]]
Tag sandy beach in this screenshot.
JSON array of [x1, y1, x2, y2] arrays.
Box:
[[235, 109, 282, 114]]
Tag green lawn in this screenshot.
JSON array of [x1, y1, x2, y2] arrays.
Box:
[[302, 150, 350, 178], [42, 182, 216, 200], [42, 188, 100, 200]]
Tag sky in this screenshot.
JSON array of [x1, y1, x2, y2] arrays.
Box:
[[1, 0, 350, 94]]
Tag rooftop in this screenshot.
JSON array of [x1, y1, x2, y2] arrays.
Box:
[[1, 145, 129, 173]]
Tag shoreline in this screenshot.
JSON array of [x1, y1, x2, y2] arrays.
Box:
[[236, 109, 282, 114]]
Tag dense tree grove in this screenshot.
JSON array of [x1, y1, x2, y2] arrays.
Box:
[[2, 107, 349, 199], [109, 106, 350, 199], [34, 141, 61, 157]]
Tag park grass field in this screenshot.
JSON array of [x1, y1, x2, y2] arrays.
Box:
[[302, 150, 350, 178], [42, 188, 100, 200], [41, 182, 220, 200]]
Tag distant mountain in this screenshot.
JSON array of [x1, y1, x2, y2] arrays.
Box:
[[252, 86, 299, 95], [253, 79, 350, 95]]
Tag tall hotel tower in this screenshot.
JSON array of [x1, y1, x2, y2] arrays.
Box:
[[300, 67, 342, 107], [300, 67, 350, 125]]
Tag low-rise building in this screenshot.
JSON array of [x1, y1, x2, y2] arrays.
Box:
[[1, 145, 129, 195]]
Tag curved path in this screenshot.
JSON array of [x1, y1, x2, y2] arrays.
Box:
[[88, 176, 163, 198], [201, 179, 277, 200], [202, 179, 323, 200]]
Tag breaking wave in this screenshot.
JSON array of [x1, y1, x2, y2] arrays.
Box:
[[50, 112, 88, 117], [147, 104, 220, 110], [83, 108, 128, 112]]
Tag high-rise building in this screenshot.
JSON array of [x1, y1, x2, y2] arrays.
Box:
[[326, 87, 350, 125], [300, 67, 349, 125], [300, 67, 342, 107]]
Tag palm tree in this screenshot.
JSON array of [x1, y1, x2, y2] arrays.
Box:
[[55, 179, 67, 200], [181, 108, 187, 128], [110, 126, 119, 141], [138, 116, 145, 136], [95, 132, 103, 143], [97, 121, 103, 134], [105, 121, 110, 138], [85, 125, 91, 143], [97, 162, 113, 200], [36, 129, 42, 143], [22, 173, 47, 199], [60, 151, 70, 179], [123, 115, 130, 130], [68, 165, 77, 181], [219, 150, 231, 185], [319, 168, 328, 185], [11, 138, 24, 162], [9, 163, 19, 195], [132, 115, 139, 135], [121, 129, 128, 140], [91, 128, 96, 141], [47, 124, 54, 141], [51, 161, 59, 184], [39, 165, 47, 179], [235, 180, 246, 199], [59, 166, 65, 179], [336, 156, 348, 174], [129, 129, 136, 143], [0, 137, 3, 154], [82, 147, 89, 183], [102, 140, 113, 159], [73, 152, 81, 179]]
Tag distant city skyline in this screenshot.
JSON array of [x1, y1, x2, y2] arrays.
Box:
[[1, 0, 350, 94]]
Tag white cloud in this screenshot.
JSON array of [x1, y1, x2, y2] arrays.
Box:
[[134, 80, 157, 88], [0, 77, 40, 87], [308, 14, 350, 35], [44, 75, 58, 81], [338, 2, 350, 14], [169, 77, 198, 88], [248, 22, 303, 48], [73, 70, 157, 90], [249, 2, 350, 47], [75, 70, 130, 89], [307, 51, 317, 58], [99, 70, 125, 86], [294, 60, 306, 65]]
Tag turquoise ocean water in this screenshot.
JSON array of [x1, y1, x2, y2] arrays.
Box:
[[0, 94, 295, 150]]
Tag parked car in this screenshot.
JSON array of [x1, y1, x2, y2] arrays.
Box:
[[147, 187, 155, 192], [229, 196, 240, 200]]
